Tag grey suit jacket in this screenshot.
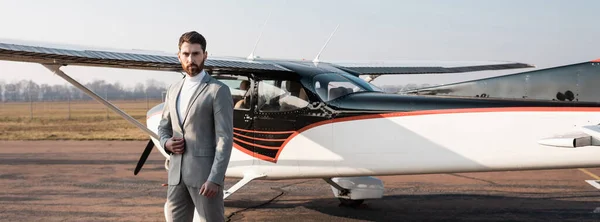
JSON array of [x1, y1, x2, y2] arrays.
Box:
[[157, 73, 233, 187]]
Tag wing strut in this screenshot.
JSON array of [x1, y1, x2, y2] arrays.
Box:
[[224, 171, 266, 199], [42, 64, 159, 140]]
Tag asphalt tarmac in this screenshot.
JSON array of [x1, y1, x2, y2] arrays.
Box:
[[1, 141, 600, 221]]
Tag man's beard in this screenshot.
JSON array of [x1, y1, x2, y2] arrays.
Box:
[[182, 60, 204, 76]]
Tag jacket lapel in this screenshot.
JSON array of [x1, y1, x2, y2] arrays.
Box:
[[171, 79, 185, 129], [182, 73, 210, 126]]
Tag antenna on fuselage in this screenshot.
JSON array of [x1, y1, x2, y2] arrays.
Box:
[[312, 24, 339, 65], [247, 12, 272, 61]]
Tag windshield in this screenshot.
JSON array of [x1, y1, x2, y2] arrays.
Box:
[[341, 73, 384, 92], [311, 73, 381, 102]]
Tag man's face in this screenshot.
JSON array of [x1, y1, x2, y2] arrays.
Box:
[[178, 42, 207, 77]]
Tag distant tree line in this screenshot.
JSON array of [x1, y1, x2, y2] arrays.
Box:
[[0, 79, 167, 102]]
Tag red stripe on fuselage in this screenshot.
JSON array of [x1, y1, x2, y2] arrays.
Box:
[[233, 143, 278, 163], [233, 137, 281, 150], [325, 107, 600, 123], [234, 127, 295, 134], [233, 132, 287, 142]]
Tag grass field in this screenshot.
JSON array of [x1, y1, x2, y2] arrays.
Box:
[[0, 99, 163, 140]]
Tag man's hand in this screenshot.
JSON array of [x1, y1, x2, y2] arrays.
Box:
[[165, 137, 185, 154], [199, 181, 220, 198]]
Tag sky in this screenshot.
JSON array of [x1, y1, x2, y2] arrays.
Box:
[[0, 0, 599, 88]]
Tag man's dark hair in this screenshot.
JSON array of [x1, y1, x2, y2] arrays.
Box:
[[178, 31, 207, 52]]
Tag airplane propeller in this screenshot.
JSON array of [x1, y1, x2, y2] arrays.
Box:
[[134, 139, 155, 175]]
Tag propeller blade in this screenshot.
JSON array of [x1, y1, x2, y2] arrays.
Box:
[[134, 139, 154, 175]]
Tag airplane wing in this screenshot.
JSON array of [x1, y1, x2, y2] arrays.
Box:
[[0, 38, 536, 139], [333, 62, 534, 75], [0, 38, 291, 73], [329, 60, 535, 82]]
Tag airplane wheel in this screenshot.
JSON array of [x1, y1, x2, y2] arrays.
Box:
[[338, 198, 364, 208]]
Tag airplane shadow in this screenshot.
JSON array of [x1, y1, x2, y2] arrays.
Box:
[[225, 193, 600, 221]]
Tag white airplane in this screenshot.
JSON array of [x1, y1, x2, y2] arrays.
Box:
[[2, 37, 600, 213]]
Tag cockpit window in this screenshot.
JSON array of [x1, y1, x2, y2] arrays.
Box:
[[312, 73, 381, 102], [257, 80, 309, 112], [215, 78, 248, 98], [213, 76, 251, 110]]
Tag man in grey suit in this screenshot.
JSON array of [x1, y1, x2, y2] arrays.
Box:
[[158, 31, 233, 222]]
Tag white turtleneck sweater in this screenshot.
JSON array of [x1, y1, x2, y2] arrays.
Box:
[[176, 70, 206, 125]]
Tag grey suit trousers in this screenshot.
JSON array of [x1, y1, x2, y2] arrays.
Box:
[[165, 183, 224, 222]]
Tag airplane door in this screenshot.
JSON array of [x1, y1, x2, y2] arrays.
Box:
[[251, 79, 304, 173], [216, 75, 257, 168]]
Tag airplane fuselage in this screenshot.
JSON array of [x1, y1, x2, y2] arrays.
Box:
[[146, 60, 600, 180]]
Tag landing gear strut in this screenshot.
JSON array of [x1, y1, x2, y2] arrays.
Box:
[[324, 176, 384, 207]]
